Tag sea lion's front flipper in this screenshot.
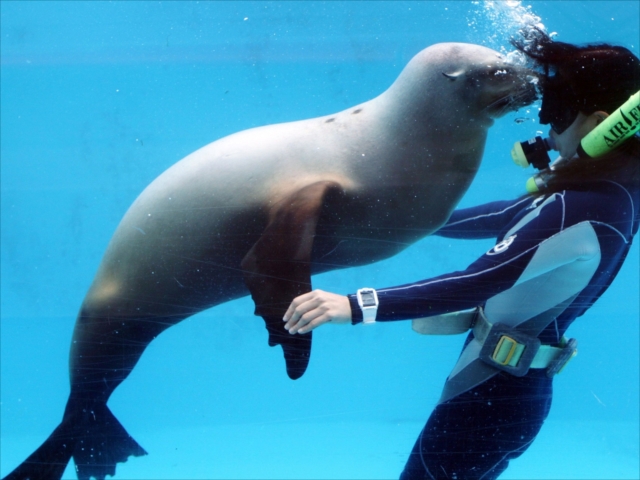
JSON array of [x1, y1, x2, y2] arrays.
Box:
[[241, 180, 343, 380]]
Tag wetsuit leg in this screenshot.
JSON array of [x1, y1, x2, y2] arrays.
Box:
[[400, 370, 552, 480]]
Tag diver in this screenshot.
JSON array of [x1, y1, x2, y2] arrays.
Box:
[[282, 33, 640, 479]]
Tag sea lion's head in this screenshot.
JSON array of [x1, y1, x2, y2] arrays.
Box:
[[436, 43, 539, 120], [390, 43, 538, 126]]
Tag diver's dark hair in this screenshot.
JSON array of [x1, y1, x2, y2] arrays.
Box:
[[512, 30, 640, 115]]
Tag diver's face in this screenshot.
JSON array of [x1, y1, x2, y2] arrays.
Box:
[[549, 112, 600, 159]]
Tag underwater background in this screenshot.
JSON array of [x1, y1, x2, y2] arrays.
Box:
[[1, 1, 638, 478]]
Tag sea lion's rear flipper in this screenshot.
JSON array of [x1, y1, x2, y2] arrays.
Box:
[[241, 180, 343, 380], [2, 422, 72, 480], [3, 402, 146, 480]]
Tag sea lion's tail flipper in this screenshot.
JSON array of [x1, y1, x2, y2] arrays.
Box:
[[71, 402, 147, 480], [241, 180, 344, 380], [3, 402, 146, 480], [2, 423, 73, 480]]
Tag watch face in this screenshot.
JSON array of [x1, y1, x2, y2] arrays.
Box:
[[360, 291, 377, 307]]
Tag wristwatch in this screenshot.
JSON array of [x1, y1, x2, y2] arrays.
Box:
[[356, 288, 379, 324]]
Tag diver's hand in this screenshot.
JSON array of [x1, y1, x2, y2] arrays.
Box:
[[283, 289, 351, 334]]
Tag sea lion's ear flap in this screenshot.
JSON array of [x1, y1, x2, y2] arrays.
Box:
[[241, 180, 344, 380], [442, 70, 464, 80]]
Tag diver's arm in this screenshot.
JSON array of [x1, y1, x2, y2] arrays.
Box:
[[350, 195, 574, 323], [285, 210, 552, 333], [285, 189, 615, 333], [435, 195, 534, 239], [284, 200, 559, 333]]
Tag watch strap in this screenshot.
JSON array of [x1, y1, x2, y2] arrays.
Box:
[[348, 294, 364, 324], [362, 306, 377, 324]]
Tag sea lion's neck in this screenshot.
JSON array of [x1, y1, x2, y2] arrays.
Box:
[[375, 84, 491, 141], [362, 87, 489, 172]]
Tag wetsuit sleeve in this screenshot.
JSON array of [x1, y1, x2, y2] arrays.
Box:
[[349, 193, 575, 323], [435, 196, 533, 239]]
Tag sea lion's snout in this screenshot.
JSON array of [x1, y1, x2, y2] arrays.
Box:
[[509, 70, 540, 111], [483, 67, 540, 118]]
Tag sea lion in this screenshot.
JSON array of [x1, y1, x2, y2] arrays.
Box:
[[3, 43, 536, 480]]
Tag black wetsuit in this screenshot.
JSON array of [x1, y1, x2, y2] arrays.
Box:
[[347, 168, 640, 479]]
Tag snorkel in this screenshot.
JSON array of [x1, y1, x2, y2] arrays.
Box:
[[512, 91, 640, 193]]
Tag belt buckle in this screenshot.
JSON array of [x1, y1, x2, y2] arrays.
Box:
[[479, 323, 541, 377]]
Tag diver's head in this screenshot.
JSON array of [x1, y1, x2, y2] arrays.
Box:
[[514, 33, 640, 158]]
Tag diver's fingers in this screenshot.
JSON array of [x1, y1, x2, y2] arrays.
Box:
[[283, 291, 317, 324], [288, 305, 327, 334], [284, 291, 328, 332], [291, 291, 352, 334], [283, 290, 325, 331]]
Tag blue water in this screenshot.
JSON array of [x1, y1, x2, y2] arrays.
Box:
[[1, 1, 638, 479]]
